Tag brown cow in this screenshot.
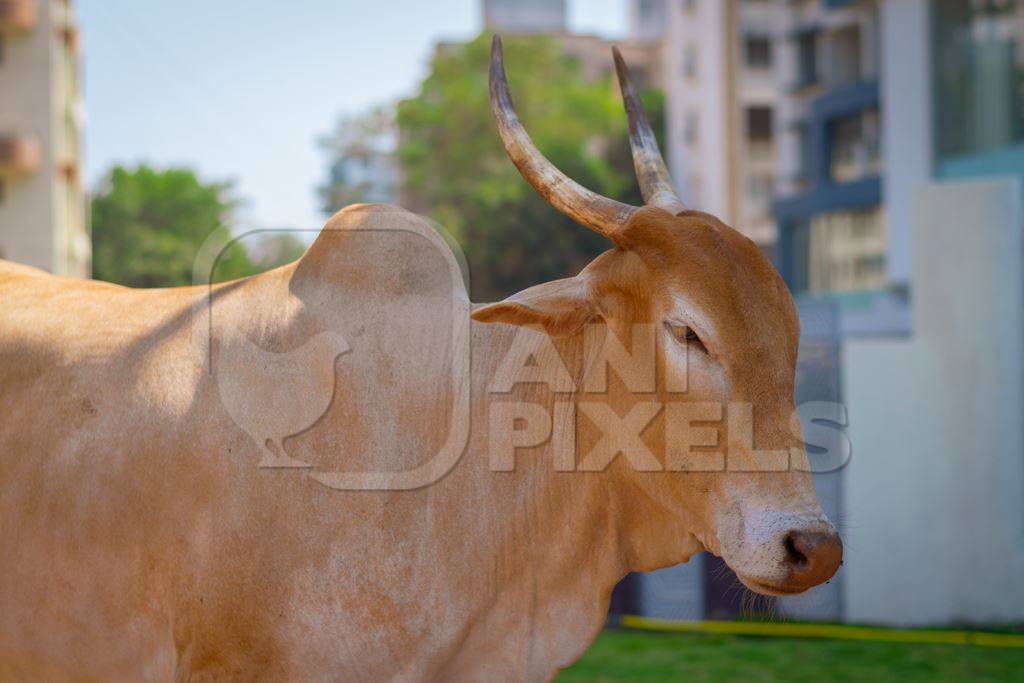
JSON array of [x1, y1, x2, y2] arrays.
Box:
[[0, 37, 840, 681]]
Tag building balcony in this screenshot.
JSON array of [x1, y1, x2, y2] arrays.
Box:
[[773, 175, 881, 224], [0, 135, 41, 174], [812, 80, 880, 120], [0, 0, 37, 33]]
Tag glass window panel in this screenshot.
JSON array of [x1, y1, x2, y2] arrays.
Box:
[[830, 25, 863, 87], [806, 207, 887, 293], [828, 108, 881, 183], [746, 106, 774, 142], [797, 32, 818, 87], [745, 35, 773, 68], [934, 0, 1024, 160]]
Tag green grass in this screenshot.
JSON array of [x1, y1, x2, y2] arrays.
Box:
[[559, 629, 1024, 682]]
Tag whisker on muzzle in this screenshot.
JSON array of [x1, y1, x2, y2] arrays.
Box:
[[739, 585, 779, 622]]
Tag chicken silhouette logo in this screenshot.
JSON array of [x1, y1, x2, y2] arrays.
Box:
[[216, 330, 350, 469]]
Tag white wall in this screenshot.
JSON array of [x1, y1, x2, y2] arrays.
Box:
[[843, 177, 1024, 625]]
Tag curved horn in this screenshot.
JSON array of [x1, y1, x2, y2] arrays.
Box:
[[490, 35, 637, 241], [612, 46, 686, 214]]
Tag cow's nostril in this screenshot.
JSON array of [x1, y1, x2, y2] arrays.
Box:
[[784, 533, 809, 569], [782, 529, 843, 587]]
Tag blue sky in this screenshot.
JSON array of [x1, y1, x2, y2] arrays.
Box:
[[79, 0, 627, 233]]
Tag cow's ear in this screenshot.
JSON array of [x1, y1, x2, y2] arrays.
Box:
[[471, 277, 594, 337]]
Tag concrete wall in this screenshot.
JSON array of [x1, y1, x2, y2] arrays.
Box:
[[665, 0, 729, 216], [51, 0, 89, 277], [0, 0, 88, 277], [0, 0, 55, 270], [637, 558, 705, 621], [843, 177, 1024, 625]]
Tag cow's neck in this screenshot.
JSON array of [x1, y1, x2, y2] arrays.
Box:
[[462, 321, 620, 671], [465, 320, 699, 671]]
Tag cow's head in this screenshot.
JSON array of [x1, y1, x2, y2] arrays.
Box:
[[472, 37, 841, 596]]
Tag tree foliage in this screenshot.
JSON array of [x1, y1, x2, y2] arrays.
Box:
[[396, 34, 664, 301], [90, 165, 283, 288]]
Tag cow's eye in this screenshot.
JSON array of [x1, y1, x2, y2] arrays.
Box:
[[664, 321, 707, 354]]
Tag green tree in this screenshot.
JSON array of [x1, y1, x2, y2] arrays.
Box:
[[396, 34, 664, 300], [91, 165, 256, 288]]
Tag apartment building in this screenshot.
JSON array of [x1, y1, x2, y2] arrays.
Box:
[[772, 0, 883, 294], [632, 0, 786, 248], [483, 0, 567, 35], [0, 0, 88, 277], [480, 0, 666, 90], [629, 0, 1024, 628], [770, 0, 1024, 626], [627, 0, 886, 275], [775, 0, 1024, 300]]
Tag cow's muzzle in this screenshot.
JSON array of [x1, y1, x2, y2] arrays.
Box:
[[738, 526, 843, 595]]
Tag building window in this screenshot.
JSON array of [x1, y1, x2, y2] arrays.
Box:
[[798, 207, 887, 293], [684, 110, 699, 145], [746, 106, 774, 143], [828, 107, 881, 183], [744, 35, 773, 69], [795, 123, 811, 185], [933, 0, 1024, 162], [639, 0, 664, 22], [683, 44, 698, 78], [687, 174, 703, 206], [796, 30, 818, 87], [829, 24, 863, 87], [635, 0, 668, 41]]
